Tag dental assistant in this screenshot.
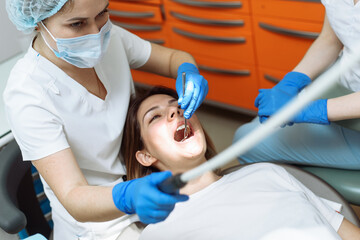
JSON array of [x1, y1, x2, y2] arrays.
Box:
[[234, 0, 360, 169], [4, 0, 208, 239]]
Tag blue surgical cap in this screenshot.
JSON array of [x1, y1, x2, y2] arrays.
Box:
[[6, 0, 69, 34]]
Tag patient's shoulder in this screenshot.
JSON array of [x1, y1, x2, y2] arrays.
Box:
[[225, 163, 292, 186], [231, 162, 288, 176]]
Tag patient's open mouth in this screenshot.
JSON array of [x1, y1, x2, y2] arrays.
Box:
[[174, 124, 193, 142]]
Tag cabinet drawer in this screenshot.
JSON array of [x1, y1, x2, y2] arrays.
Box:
[[109, 1, 164, 24], [195, 55, 258, 110], [252, 0, 325, 23], [258, 67, 287, 89], [112, 20, 168, 46], [169, 21, 255, 64], [125, 0, 163, 5], [166, 7, 251, 32], [131, 70, 175, 88], [254, 16, 322, 71], [165, 0, 250, 15]]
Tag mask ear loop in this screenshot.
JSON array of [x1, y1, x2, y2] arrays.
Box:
[[39, 21, 61, 57], [40, 21, 57, 41]]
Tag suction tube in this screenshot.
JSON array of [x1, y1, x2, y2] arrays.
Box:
[[159, 46, 360, 191]]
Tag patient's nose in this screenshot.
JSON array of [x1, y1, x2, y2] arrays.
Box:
[[168, 106, 183, 120]]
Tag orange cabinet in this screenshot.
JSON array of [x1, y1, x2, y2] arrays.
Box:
[[195, 55, 258, 111], [253, 16, 322, 71], [252, 1, 325, 92], [131, 70, 175, 89], [252, 0, 324, 23], [166, 0, 250, 15], [163, 0, 257, 110], [258, 67, 285, 89], [109, 0, 172, 87], [168, 20, 255, 64], [109, 0, 167, 45], [108, 0, 325, 113]]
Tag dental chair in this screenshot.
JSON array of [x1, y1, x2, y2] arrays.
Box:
[[300, 166, 360, 207], [300, 82, 360, 208], [1, 139, 359, 240], [221, 163, 360, 227], [0, 139, 52, 240]]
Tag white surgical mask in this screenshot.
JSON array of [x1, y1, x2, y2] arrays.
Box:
[[40, 19, 112, 68]]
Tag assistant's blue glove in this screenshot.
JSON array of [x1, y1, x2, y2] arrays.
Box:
[[292, 99, 329, 124], [176, 63, 208, 119], [257, 88, 329, 125], [112, 171, 189, 224], [255, 72, 312, 124]]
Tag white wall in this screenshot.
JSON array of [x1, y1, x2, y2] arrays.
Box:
[[0, 1, 27, 63], [0, 1, 28, 138]]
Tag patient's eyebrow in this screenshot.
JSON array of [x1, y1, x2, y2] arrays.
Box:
[[142, 98, 178, 124], [168, 99, 177, 105], [143, 106, 159, 124]]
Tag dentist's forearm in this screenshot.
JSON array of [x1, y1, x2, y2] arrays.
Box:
[[168, 50, 197, 79], [64, 185, 124, 222], [138, 43, 197, 79]]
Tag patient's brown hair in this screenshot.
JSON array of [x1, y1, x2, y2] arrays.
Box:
[[121, 86, 217, 180]]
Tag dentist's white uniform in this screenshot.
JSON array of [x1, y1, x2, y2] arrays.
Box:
[[4, 25, 150, 240]]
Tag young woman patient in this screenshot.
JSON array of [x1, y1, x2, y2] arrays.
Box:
[[121, 86, 360, 240]]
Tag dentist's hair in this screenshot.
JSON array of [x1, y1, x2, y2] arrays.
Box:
[[121, 86, 217, 180]]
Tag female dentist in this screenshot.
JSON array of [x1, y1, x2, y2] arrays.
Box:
[[4, 0, 207, 239]]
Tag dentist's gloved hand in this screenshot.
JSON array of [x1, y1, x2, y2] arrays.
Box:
[[112, 171, 189, 224], [255, 72, 312, 124], [256, 88, 329, 125], [176, 63, 208, 119]]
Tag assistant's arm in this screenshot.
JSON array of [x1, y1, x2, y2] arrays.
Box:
[[256, 13, 360, 123], [294, 14, 360, 121], [337, 218, 360, 240], [32, 148, 123, 222], [293, 14, 343, 79]]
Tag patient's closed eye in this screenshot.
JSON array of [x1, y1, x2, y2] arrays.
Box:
[[149, 114, 161, 124]]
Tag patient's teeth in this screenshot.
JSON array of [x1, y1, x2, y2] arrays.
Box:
[[174, 124, 191, 142], [176, 125, 185, 131]]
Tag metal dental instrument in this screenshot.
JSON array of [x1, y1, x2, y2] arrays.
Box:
[[157, 43, 360, 195], [182, 72, 188, 140]]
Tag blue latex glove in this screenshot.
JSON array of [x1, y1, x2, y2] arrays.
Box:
[[255, 72, 312, 125], [274, 71, 312, 93], [292, 99, 329, 124], [255, 72, 311, 108], [257, 88, 330, 125], [176, 63, 209, 119], [112, 171, 189, 224]]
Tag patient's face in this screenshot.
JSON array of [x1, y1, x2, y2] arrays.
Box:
[[137, 94, 207, 173]]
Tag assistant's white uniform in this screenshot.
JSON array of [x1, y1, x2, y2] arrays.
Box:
[[322, 0, 360, 91], [4, 24, 151, 240], [140, 163, 344, 240]]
